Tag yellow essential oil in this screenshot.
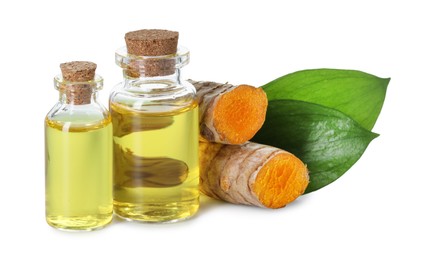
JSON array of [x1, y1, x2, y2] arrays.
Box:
[[111, 101, 199, 222], [45, 61, 112, 231], [45, 119, 113, 230], [111, 30, 200, 222]]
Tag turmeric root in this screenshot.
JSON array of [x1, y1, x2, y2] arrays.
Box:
[[199, 141, 309, 208], [113, 143, 188, 188], [111, 102, 174, 137], [189, 80, 268, 145]]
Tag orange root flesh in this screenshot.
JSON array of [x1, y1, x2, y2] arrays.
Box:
[[253, 153, 309, 209], [213, 85, 267, 144]]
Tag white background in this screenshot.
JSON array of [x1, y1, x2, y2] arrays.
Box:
[[0, 0, 424, 259]]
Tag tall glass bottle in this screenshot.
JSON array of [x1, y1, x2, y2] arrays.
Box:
[[45, 61, 113, 231], [110, 29, 199, 222]]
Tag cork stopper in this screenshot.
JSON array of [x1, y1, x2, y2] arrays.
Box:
[[59, 61, 97, 105], [60, 61, 97, 81], [124, 29, 179, 77], [125, 29, 179, 56]]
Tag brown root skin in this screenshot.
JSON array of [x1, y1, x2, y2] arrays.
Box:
[[189, 80, 267, 145], [199, 141, 309, 209]]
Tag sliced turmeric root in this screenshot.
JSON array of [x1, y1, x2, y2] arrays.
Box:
[[190, 80, 268, 145], [199, 141, 309, 208]]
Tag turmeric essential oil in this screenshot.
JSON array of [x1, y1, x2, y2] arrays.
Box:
[[45, 119, 113, 230], [111, 29, 200, 222], [45, 61, 113, 231], [111, 102, 199, 222]]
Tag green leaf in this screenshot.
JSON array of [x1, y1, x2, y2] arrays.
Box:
[[251, 100, 378, 193], [263, 69, 389, 130]]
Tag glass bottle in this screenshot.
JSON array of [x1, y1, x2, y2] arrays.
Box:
[[45, 61, 113, 231], [110, 30, 199, 222]]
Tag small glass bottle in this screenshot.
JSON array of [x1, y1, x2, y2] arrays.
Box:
[[110, 29, 199, 222], [45, 61, 113, 231]]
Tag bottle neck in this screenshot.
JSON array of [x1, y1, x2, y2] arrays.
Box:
[[123, 68, 182, 87], [54, 74, 103, 105], [115, 45, 190, 89], [59, 87, 98, 105]]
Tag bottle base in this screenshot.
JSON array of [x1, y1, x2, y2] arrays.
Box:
[[114, 199, 199, 223], [46, 214, 112, 231]]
